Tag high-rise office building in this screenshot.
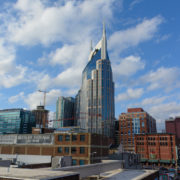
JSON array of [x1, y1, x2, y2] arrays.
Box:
[[119, 108, 157, 152], [32, 105, 49, 128], [54, 96, 75, 128], [0, 109, 35, 134], [75, 24, 115, 137]]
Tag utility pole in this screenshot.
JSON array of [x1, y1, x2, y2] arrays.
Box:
[[38, 90, 48, 108]]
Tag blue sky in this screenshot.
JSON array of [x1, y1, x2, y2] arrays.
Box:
[[0, 0, 180, 131]]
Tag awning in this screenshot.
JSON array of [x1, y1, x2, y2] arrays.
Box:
[[160, 160, 171, 163], [140, 158, 148, 162], [148, 159, 158, 163]]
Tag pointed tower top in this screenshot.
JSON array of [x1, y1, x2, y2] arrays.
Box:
[[90, 40, 93, 52], [101, 22, 107, 60], [103, 21, 106, 37]]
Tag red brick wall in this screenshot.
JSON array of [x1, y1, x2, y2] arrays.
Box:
[[135, 134, 177, 163], [127, 108, 144, 113], [166, 121, 176, 134]]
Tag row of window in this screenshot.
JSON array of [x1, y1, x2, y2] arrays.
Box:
[[120, 114, 145, 119], [136, 142, 170, 146], [72, 159, 85, 166], [137, 137, 173, 141], [57, 147, 85, 154], [58, 134, 85, 142]]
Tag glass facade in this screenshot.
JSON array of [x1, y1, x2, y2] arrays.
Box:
[[75, 25, 115, 137], [54, 96, 75, 128], [0, 109, 35, 134], [133, 118, 140, 134]]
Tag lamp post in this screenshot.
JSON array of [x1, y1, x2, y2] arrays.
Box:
[[91, 152, 97, 164]]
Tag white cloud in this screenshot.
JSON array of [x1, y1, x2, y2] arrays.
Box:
[[156, 34, 171, 43], [141, 96, 167, 106], [148, 102, 180, 123], [116, 88, 144, 101], [0, 40, 27, 88], [24, 89, 61, 109], [8, 92, 24, 103], [48, 42, 89, 66], [113, 55, 145, 77], [141, 67, 180, 92], [109, 16, 163, 54], [129, 0, 143, 10], [4, 0, 117, 46], [37, 41, 90, 89]]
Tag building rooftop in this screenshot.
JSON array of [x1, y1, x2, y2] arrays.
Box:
[[100, 169, 158, 180], [0, 167, 79, 180], [127, 108, 144, 113]]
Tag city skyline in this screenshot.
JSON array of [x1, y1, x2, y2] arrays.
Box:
[[0, 0, 180, 131]]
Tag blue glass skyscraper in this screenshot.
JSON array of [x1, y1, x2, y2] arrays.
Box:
[[75, 24, 115, 137]]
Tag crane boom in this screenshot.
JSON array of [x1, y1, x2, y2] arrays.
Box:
[[38, 90, 48, 108]]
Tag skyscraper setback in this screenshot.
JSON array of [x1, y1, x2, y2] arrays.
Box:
[[75, 24, 115, 137]]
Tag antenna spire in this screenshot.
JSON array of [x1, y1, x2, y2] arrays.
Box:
[[90, 40, 93, 52], [103, 21, 106, 36], [101, 22, 107, 60]]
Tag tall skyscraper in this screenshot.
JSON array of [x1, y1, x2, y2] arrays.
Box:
[[54, 96, 75, 128], [75, 24, 115, 137]]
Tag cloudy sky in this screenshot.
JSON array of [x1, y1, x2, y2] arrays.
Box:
[[0, 0, 180, 131]]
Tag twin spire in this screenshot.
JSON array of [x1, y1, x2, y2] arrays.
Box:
[[90, 23, 107, 60]]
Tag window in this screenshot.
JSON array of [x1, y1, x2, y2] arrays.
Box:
[[58, 135, 63, 142], [64, 147, 69, 153], [65, 135, 70, 141], [72, 159, 77, 166], [142, 122, 144, 127], [80, 135, 85, 141], [58, 147, 62, 153], [71, 147, 76, 154], [80, 147, 85, 154], [72, 135, 77, 141], [79, 160, 85, 165]]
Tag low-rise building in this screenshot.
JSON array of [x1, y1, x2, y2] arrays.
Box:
[[135, 133, 177, 168], [0, 130, 111, 166], [119, 108, 157, 152]]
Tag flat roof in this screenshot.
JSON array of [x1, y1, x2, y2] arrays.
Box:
[[135, 133, 175, 136], [0, 167, 79, 180], [100, 169, 158, 180]]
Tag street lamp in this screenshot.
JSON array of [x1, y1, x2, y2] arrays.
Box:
[[91, 152, 97, 164]]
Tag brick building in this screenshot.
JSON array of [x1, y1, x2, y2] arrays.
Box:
[[0, 132, 110, 166], [135, 133, 177, 168], [119, 108, 157, 152], [166, 117, 180, 143]]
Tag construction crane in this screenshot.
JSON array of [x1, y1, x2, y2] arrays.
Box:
[[38, 90, 49, 108]]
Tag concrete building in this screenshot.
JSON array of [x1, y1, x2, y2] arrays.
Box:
[[32, 105, 49, 128], [0, 109, 35, 134], [119, 108, 157, 152], [0, 131, 111, 166], [54, 97, 75, 128], [75, 24, 115, 137], [135, 133, 177, 168]]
